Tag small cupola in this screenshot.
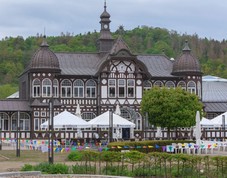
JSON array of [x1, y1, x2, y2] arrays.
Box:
[[97, 1, 114, 53], [172, 41, 202, 76], [29, 36, 60, 72]]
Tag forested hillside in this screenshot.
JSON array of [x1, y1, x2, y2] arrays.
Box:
[[1, 26, 227, 99]]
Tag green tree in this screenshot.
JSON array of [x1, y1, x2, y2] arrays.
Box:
[[0, 84, 18, 99], [140, 87, 203, 139]]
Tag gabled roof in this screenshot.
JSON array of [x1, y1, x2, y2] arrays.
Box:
[[110, 36, 131, 55]]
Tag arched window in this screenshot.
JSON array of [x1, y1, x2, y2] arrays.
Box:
[[143, 80, 152, 91], [42, 78, 52, 97], [32, 79, 41, 97], [53, 79, 59, 98], [11, 112, 30, 131], [0, 112, 9, 131], [135, 112, 142, 130], [197, 81, 201, 98], [187, 81, 196, 94], [165, 81, 175, 89], [177, 81, 186, 90], [82, 112, 96, 122], [61, 79, 72, 98], [154, 81, 163, 87], [73, 79, 84, 98], [86, 80, 96, 98]]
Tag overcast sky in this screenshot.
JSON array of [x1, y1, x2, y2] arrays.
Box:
[[0, 0, 226, 41]]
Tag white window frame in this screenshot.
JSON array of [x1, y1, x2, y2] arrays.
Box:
[[143, 80, 152, 91], [53, 79, 59, 98], [154, 80, 163, 87], [0, 112, 9, 131], [187, 81, 196, 94], [32, 78, 41, 97], [118, 79, 126, 98], [86, 80, 96, 98], [34, 118, 39, 131], [73, 79, 84, 98], [42, 78, 52, 97], [177, 81, 186, 90], [61, 79, 72, 98], [165, 81, 175, 89], [11, 112, 30, 131], [108, 79, 116, 97], [81, 112, 96, 122], [127, 79, 135, 98]]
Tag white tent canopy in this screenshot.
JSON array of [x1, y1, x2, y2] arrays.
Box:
[[40, 110, 90, 129], [200, 117, 214, 127], [88, 110, 135, 128], [209, 111, 227, 127]]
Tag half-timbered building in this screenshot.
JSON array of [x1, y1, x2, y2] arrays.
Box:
[[0, 3, 204, 140]]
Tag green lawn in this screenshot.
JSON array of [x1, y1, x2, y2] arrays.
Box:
[[0, 150, 70, 162]]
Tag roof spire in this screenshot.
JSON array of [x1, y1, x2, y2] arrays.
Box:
[[44, 27, 46, 38], [104, 0, 107, 11]]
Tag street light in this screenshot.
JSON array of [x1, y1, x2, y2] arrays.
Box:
[[16, 111, 20, 157], [48, 99, 54, 164], [109, 110, 113, 143], [222, 115, 225, 139]]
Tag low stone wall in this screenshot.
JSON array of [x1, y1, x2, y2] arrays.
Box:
[[0, 171, 41, 177], [0, 172, 130, 178]]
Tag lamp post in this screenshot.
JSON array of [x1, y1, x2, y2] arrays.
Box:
[[109, 110, 113, 143], [48, 99, 54, 164], [222, 115, 225, 139], [16, 111, 20, 157]]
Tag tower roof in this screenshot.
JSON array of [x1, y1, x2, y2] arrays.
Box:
[[100, 1, 110, 19], [172, 41, 201, 75], [29, 36, 60, 71]]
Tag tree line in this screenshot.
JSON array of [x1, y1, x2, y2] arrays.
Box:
[[0, 26, 227, 99]]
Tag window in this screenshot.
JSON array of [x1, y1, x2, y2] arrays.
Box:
[[127, 79, 135, 97], [177, 81, 186, 90], [34, 111, 39, 117], [73, 80, 84, 98], [108, 79, 116, 97], [82, 112, 96, 121], [165, 81, 175, 89], [154, 81, 163, 87], [143, 80, 152, 91], [11, 112, 30, 131], [42, 78, 52, 97], [187, 81, 196, 94], [34, 118, 39, 131], [32, 79, 41, 97], [0, 112, 9, 131], [61, 79, 72, 98], [53, 79, 59, 98], [41, 118, 46, 130], [86, 80, 96, 98], [118, 79, 125, 97], [41, 112, 46, 117]]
